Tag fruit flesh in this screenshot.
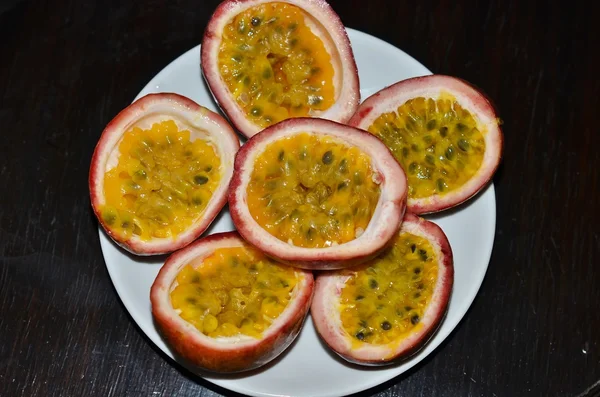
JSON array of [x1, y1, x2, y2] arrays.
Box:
[[101, 120, 221, 240], [170, 246, 298, 338], [339, 232, 437, 346], [367, 96, 485, 199], [218, 2, 335, 128], [246, 133, 381, 248]]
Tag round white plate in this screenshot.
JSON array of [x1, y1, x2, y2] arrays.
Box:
[[100, 28, 496, 397]]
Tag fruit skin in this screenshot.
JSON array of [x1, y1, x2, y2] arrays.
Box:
[[89, 93, 240, 255], [349, 74, 503, 214], [310, 212, 454, 365], [150, 231, 314, 373], [229, 117, 408, 270], [201, 0, 360, 138]]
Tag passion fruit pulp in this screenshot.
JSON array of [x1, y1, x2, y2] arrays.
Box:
[[89, 93, 240, 255], [150, 231, 314, 373], [311, 213, 453, 365], [349, 75, 503, 214], [229, 117, 407, 270], [202, 0, 360, 138]]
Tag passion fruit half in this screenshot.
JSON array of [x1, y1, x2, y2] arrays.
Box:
[[150, 231, 314, 373], [349, 75, 503, 214], [311, 213, 453, 365], [201, 0, 360, 138], [229, 117, 407, 270], [89, 93, 240, 255]]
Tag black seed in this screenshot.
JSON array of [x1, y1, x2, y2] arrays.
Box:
[[278, 150, 285, 162], [264, 115, 272, 123], [338, 158, 348, 173], [191, 275, 200, 283], [251, 17, 261, 26], [322, 150, 333, 164], [262, 68, 272, 79], [290, 209, 301, 221], [426, 119, 437, 130], [411, 244, 416, 253], [103, 212, 116, 225], [290, 38, 298, 47], [439, 126, 448, 137], [405, 306, 412, 311], [243, 76, 250, 86], [417, 283, 424, 290], [359, 319, 367, 327], [381, 321, 392, 330], [205, 166, 213, 172], [134, 169, 147, 180], [414, 292, 421, 298], [437, 178, 446, 192], [408, 162, 417, 174], [356, 295, 364, 301], [192, 197, 202, 205], [445, 146, 455, 160], [411, 143, 419, 152], [419, 249, 428, 261], [310, 67, 321, 75], [458, 139, 470, 151], [402, 147, 409, 157], [411, 315, 420, 325], [353, 172, 363, 185], [414, 267, 421, 274], [280, 279, 289, 288], [306, 227, 315, 239], [337, 181, 348, 190], [369, 279, 378, 289], [423, 135, 433, 144], [356, 332, 365, 341], [456, 123, 467, 132], [425, 154, 435, 165], [186, 297, 197, 305], [194, 175, 209, 185], [232, 54, 243, 62], [289, 22, 297, 31]]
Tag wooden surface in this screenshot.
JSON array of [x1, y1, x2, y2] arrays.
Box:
[[1, 0, 598, 396]]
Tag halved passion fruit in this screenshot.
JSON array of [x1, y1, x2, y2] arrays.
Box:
[[229, 117, 407, 270], [201, 0, 360, 138], [89, 93, 240, 255], [349, 75, 503, 214], [311, 213, 453, 365], [150, 231, 314, 373]]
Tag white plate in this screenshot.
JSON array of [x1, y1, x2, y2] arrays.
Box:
[[100, 28, 496, 397]]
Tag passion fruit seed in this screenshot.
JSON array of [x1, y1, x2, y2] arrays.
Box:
[[368, 96, 485, 199], [100, 120, 221, 240], [218, 2, 335, 128], [170, 246, 298, 338], [246, 133, 381, 248], [339, 232, 438, 345]]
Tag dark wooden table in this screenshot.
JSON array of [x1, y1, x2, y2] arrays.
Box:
[[1, 0, 598, 396]]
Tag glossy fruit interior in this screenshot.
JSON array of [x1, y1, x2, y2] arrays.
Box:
[[339, 231, 437, 347], [101, 120, 221, 240], [170, 245, 298, 338], [246, 133, 381, 248], [218, 2, 335, 128], [367, 95, 485, 199]]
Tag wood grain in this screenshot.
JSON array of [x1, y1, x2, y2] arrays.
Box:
[[1, 0, 598, 396]]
